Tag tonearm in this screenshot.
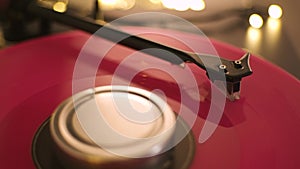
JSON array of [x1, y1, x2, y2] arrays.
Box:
[[3, 0, 253, 101]]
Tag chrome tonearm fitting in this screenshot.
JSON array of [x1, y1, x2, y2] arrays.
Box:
[[27, 1, 252, 101]]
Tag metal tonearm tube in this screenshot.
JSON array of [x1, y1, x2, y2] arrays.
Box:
[[26, 1, 252, 101]]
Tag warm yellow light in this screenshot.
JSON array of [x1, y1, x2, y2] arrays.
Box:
[[267, 18, 281, 31], [247, 27, 261, 40], [268, 4, 283, 19], [100, 0, 135, 10], [249, 14, 263, 29], [117, 0, 135, 10], [174, 0, 189, 11], [162, 0, 189, 11], [266, 18, 281, 47], [101, 0, 118, 6], [162, 0, 205, 11], [161, 0, 173, 9], [245, 27, 262, 53], [149, 0, 161, 4], [189, 0, 205, 11], [53, 2, 67, 13]]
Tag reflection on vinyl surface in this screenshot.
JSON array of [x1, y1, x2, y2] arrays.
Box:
[[32, 117, 195, 169], [0, 28, 300, 169]]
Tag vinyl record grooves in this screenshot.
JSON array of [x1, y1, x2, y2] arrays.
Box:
[[1, 27, 300, 169]]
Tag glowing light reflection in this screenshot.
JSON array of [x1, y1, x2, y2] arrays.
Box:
[[266, 18, 281, 48], [100, 0, 135, 10], [162, 0, 206, 11], [173, 0, 190, 11], [149, 0, 161, 4], [53, 2, 67, 13], [161, 0, 173, 9], [249, 14, 263, 29], [98, 0, 207, 11], [268, 4, 283, 19], [190, 0, 205, 11], [101, 0, 118, 5], [267, 18, 281, 31], [245, 27, 262, 53]]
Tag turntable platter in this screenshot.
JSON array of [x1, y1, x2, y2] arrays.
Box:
[[0, 28, 299, 169]]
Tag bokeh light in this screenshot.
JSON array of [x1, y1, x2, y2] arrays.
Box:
[[53, 2, 67, 13], [161, 0, 173, 9], [268, 4, 283, 19], [249, 14, 264, 29], [162, 0, 206, 11], [174, 0, 190, 11], [149, 0, 161, 4], [100, 0, 135, 10], [190, 0, 205, 11]]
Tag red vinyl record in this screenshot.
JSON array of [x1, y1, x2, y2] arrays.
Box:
[[0, 27, 300, 169]]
